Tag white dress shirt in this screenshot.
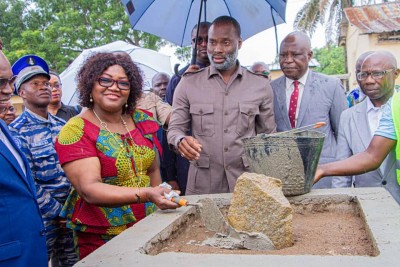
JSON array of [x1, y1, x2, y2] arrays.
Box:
[[366, 98, 387, 173], [285, 68, 310, 127]]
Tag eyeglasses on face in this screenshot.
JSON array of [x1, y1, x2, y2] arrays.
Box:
[[97, 77, 130, 91], [192, 36, 208, 44], [0, 76, 17, 90], [356, 69, 394, 81], [0, 105, 14, 114], [50, 83, 62, 89], [28, 81, 51, 89], [6, 105, 15, 113]]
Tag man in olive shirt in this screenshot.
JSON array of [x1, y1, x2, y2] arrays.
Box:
[[167, 16, 276, 195]]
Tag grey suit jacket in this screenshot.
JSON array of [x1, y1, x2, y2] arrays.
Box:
[[332, 99, 400, 204], [271, 71, 348, 188]]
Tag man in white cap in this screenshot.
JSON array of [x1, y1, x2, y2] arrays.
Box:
[[8, 55, 78, 266]]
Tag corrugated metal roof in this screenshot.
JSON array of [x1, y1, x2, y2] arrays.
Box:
[[344, 2, 400, 34]]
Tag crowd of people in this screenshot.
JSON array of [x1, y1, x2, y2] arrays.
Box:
[[1, 15, 399, 266]]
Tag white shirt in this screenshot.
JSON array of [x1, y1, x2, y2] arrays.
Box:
[[366, 98, 387, 174], [285, 68, 310, 127], [0, 127, 26, 176]]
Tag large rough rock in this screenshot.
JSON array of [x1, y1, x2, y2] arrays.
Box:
[[227, 172, 293, 249]]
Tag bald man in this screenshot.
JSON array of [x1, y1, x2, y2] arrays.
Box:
[[315, 51, 400, 204], [271, 31, 347, 189], [250, 61, 270, 79], [151, 72, 170, 101], [346, 52, 374, 107]]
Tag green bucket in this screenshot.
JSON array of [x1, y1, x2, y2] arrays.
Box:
[[242, 130, 325, 196]]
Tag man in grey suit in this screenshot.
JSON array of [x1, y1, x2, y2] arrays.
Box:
[[271, 31, 347, 189], [331, 51, 400, 204]]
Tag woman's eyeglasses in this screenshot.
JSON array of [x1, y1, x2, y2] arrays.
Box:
[[97, 77, 130, 91], [50, 83, 62, 89]]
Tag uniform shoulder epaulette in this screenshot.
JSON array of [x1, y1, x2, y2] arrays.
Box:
[[182, 67, 205, 77], [9, 115, 28, 130]]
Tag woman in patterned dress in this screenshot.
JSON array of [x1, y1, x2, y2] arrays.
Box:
[[54, 52, 179, 260]]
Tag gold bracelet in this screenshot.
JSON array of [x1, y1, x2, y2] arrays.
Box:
[[135, 188, 141, 204]]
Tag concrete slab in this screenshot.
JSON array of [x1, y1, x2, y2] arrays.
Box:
[[75, 188, 400, 267]]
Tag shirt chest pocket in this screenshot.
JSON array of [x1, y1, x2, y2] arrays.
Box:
[[190, 104, 215, 137], [236, 103, 260, 136], [31, 143, 58, 181]]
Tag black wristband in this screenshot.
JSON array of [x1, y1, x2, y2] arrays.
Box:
[[135, 188, 141, 204]]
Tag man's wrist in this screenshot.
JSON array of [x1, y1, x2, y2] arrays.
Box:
[[177, 137, 185, 148]]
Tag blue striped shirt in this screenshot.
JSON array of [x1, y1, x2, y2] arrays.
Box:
[[9, 109, 71, 220]]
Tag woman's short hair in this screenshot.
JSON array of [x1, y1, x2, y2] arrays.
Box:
[[77, 52, 143, 114]]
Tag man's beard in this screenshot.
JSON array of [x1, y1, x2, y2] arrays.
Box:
[[209, 50, 238, 71]]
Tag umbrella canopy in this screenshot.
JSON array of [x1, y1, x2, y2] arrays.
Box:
[[121, 0, 287, 47], [60, 40, 172, 105]]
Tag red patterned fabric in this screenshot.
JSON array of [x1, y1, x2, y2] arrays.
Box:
[[55, 109, 161, 259]]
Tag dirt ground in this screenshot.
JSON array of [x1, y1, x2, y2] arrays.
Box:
[[159, 208, 376, 256]]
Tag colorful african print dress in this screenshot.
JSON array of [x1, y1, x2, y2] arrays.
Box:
[[55, 109, 161, 259]]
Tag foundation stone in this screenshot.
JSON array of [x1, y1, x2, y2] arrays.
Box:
[[227, 172, 293, 249]]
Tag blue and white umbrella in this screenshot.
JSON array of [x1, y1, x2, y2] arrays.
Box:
[[122, 0, 287, 64]]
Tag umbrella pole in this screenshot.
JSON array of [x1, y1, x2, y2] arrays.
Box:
[[271, 6, 279, 55], [190, 0, 205, 65]]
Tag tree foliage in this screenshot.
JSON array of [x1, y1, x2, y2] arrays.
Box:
[[174, 46, 192, 64], [294, 0, 353, 45], [0, 0, 166, 72], [294, 0, 394, 45], [313, 46, 346, 75]]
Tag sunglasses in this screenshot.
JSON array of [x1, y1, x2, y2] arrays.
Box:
[[192, 37, 208, 44], [0, 76, 17, 90]]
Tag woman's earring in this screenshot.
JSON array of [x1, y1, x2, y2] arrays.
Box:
[[90, 94, 93, 103], [125, 102, 128, 108]]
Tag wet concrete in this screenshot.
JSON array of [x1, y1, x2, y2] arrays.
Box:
[[76, 188, 400, 267]]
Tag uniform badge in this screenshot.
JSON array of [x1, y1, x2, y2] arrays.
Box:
[[27, 57, 36, 66]]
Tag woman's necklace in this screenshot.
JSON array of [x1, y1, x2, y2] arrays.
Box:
[[92, 109, 124, 148], [92, 109, 144, 181]]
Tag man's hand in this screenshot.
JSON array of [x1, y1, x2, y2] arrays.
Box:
[[313, 166, 325, 184], [178, 136, 202, 161]]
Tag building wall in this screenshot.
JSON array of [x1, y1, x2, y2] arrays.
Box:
[[270, 70, 284, 81], [346, 24, 400, 90]]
